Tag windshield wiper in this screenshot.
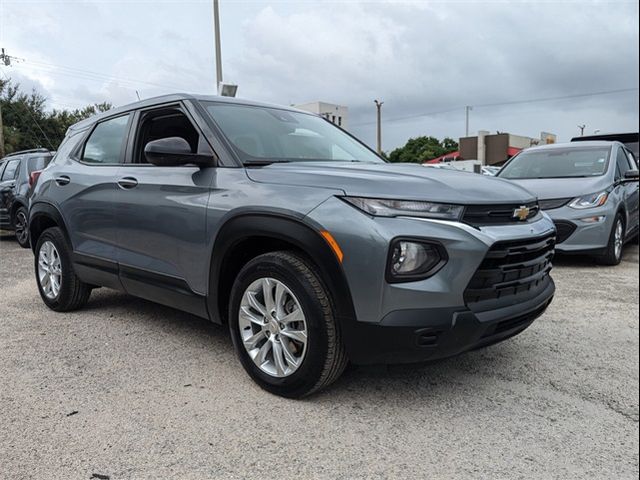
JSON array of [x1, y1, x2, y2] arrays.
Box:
[[243, 159, 291, 166]]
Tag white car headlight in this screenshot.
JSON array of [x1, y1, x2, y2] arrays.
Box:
[[568, 191, 609, 209], [342, 197, 464, 220]]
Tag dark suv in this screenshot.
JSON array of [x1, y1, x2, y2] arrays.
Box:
[[29, 94, 556, 397], [0, 149, 53, 247]]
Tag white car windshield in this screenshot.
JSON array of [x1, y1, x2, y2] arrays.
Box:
[[499, 146, 611, 179]]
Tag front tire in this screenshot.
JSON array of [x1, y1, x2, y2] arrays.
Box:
[[597, 214, 625, 266], [229, 251, 348, 398], [34, 227, 91, 311], [14, 206, 30, 248]]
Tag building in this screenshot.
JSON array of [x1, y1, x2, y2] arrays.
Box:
[[458, 131, 557, 166], [293, 101, 348, 129]]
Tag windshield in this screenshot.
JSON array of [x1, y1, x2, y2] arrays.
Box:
[[498, 146, 611, 179], [202, 102, 384, 164]]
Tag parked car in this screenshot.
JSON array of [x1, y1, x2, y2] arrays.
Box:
[[29, 94, 556, 397], [0, 148, 53, 247], [497, 142, 639, 265], [572, 132, 639, 160]]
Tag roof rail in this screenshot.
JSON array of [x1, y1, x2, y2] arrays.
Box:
[[2, 148, 51, 158]]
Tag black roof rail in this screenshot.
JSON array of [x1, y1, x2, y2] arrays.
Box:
[[2, 148, 51, 159]]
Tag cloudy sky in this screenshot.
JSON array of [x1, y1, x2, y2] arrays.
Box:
[[1, 0, 638, 151]]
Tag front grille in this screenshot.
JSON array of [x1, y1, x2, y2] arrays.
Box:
[[462, 201, 539, 226], [553, 220, 577, 244], [464, 233, 555, 311], [539, 197, 572, 210]]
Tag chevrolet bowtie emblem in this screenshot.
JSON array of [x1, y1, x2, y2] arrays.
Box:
[[513, 206, 530, 221]]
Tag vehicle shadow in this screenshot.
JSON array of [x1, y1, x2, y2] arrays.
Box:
[[553, 243, 639, 268], [0, 232, 17, 242], [80, 288, 532, 401]]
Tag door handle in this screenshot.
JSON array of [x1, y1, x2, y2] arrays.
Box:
[[55, 175, 71, 186], [117, 177, 138, 189]]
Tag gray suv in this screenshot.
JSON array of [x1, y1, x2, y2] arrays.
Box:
[[497, 142, 639, 265], [29, 94, 556, 397]]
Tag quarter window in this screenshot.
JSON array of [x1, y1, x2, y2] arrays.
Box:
[[1, 159, 20, 181], [616, 147, 632, 179], [82, 114, 131, 164]]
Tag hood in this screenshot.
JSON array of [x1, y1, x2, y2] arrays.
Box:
[[505, 175, 612, 200], [246, 162, 537, 205]]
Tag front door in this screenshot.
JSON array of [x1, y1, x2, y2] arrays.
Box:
[[113, 104, 216, 317]]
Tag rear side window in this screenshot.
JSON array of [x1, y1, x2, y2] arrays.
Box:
[[27, 155, 52, 174], [82, 114, 131, 164], [1, 159, 20, 181]]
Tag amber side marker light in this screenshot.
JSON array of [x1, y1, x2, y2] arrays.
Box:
[[320, 230, 344, 263]]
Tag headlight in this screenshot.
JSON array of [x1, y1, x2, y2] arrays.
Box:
[[568, 191, 609, 209], [342, 197, 464, 220], [387, 239, 447, 282]]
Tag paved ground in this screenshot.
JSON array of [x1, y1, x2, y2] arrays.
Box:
[[1, 231, 638, 480]]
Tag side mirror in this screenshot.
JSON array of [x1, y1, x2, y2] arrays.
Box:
[[144, 137, 214, 167], [623, 169, 640, 182]]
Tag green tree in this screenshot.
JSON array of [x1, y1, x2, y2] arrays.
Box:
[[1, 77, 111, 155], [387, 136, 459, 163]]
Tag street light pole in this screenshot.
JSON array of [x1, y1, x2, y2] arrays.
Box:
[[374, 99, 383, 155], [213, 0, 223, 90], [465, 105, 472, 137], [577, 124, 586, 136]]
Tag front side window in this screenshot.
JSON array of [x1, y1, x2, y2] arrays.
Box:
[[82, 114, 131, 164], [202, 102, 383, 164], [615, 147, 633, 180], [132, 107, 207, 164], [499, 147, 611, 179], [1, 159, 20, 181]]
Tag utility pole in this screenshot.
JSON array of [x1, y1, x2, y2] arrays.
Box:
[[465, 105, 472, 137], [0, 48, 14, 158], [374, 99, 383, 155], [577, 124, 585, 136], [213, 0, 223, 91]]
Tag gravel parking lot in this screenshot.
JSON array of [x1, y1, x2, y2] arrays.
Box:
[[1, 232, 638, 480]]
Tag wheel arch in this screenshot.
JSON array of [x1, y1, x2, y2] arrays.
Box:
[[9, 198, 28, 223], [29, 202, 71, 252], [208, 213, 357, 327]]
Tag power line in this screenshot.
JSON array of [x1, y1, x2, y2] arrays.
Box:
[[351, 87, 639, 128]]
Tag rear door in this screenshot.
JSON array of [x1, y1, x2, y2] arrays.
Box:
[[0, 157, 21, 226], [113, 103, 216, 317], [51, 113, 132, 289]]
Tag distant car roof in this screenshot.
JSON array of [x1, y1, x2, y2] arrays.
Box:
[[524, 141, 616, 151], [571, 132, 638, 143], [68, 93, 311, 134]]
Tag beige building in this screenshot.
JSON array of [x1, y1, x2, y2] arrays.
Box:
[[293, 101, 348, 129], [459, 131, 557, 166]]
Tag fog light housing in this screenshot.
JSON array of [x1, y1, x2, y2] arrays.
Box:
[[386, 239, 447, 282], [579, 215, 605, 223]]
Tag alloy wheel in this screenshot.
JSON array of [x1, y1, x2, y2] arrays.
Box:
[[38, 241, 62, 299], [15, 211, 28, 245], [614, 219, 624, 261], [238, 277, 308, 378]]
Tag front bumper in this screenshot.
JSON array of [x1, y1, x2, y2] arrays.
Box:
[[546, 204, 615, 254], [305, 197, 557, 365], [343, 279, 554, 365]]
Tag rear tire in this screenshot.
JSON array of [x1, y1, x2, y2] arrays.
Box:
[[229, 251, 348, 398], [34, 227, 91, 311], [597, 214, 625, 266], [13, 206, 30, 248]]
